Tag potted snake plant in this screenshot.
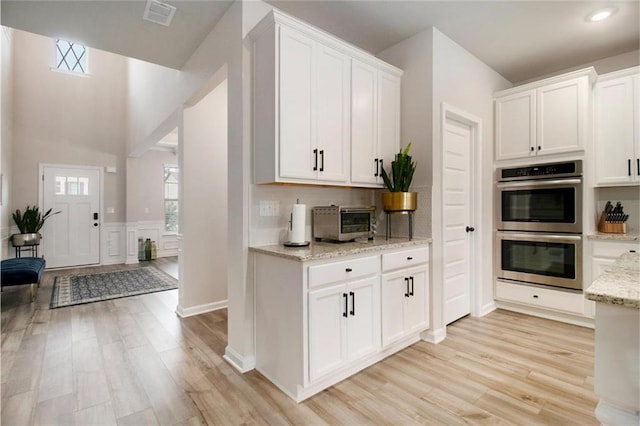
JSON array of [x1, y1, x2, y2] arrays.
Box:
[[11, 205, 60, 246], [381, 143, 418, 212]]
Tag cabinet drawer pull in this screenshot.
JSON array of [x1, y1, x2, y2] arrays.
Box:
[[319, 150, 324, 172], [407, 256, 413, 261], [374, 158, 379, 177], [404, 277, 410, 297], [533, 295, 539, 299], [409, 276, 414, 296], [349, 291, 355, 316], [345, 268, 352, 272], [629, 159, 632, 177], [313, 149, 318, 171], [343, 293, 348, 317], [379, 159, 383, 175], [637, 158, 639, 176]]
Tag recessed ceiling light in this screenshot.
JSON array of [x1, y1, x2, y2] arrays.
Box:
[[586, 7, 618, 22]]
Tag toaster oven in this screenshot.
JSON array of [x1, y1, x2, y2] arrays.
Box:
[[313, 206, 375, 242]]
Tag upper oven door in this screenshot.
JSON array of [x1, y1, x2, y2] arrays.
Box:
[[497, 178, 582, 233]]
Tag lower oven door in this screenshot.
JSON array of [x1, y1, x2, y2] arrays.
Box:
[[495, 232, 583, 291]]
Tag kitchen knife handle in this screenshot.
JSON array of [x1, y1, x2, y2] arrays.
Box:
[[313, 149, 318, 171]]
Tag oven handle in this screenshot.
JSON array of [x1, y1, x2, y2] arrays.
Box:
[[497, 178, 582, 189], [340, 207, 376, 213], [496, 231, 582, 242]]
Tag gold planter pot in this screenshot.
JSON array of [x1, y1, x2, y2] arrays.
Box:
[[382, 192, 417, 212]]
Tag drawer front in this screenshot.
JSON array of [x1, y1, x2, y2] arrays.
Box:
[[309, 255, 379, 288], [592, 241, 639, 258], [496, 281, 585, 315], [382, 247, 428, 272]]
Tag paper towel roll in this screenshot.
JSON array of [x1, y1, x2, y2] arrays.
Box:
[[290, 204, 306, 243]]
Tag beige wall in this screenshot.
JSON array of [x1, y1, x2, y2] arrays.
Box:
[[133, 148, 178, 222], [1, 27, 14, 258], [181, 79, 228, 310], [11, 29, 127, 223]]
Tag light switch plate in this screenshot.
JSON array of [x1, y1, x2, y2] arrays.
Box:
[[259, 200, 280, 217]]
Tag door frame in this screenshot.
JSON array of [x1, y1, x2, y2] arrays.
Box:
[[38, 163, 105, 265], [440, 103, 483, 320]]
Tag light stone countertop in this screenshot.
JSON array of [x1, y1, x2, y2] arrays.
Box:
[[586, 232, 640, 241], [250, 237, 431, 262], [585, 252, 640, 309]]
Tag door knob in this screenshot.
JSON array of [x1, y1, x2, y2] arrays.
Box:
[[94, 223, 99, 227], [466, 226, 475, 232]]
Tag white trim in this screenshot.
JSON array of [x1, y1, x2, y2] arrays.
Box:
[[421, 327, 446, 344], [223, 346, 256, 373], [175, 299, 227, 318], [440, 103, 484, 324], [477, 301, 498, 317], [496, 301, 595, 329]]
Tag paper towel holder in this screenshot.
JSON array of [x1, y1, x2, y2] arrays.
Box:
[[284, 199, 310, 247]]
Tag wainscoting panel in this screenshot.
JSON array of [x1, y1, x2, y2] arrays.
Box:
[[101, 223, 126, 265]]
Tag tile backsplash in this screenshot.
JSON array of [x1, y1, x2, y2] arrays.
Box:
[[596, 186, 640, 233]]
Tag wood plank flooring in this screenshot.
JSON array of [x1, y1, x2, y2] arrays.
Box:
[[2, 258, 598, 425]]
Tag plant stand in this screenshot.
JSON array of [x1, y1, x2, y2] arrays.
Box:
[[385, 210, 414, 241], [13, 243, 39, 258]]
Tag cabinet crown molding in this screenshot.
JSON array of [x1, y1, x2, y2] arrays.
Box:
[[596, 66, 640, 83], [494, 67, 597, 99]]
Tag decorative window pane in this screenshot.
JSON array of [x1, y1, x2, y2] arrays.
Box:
[[164, 166, 179, 232], [56, 39, 87, 73], [55, 176, 67, 195], [55, 175, 89, 196]]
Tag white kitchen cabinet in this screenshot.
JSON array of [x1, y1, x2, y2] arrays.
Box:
[[253, 241, 429, 402], [351, 60, 401, 186], [251, 10, 401, 187], [594, 68, 640, 186], [494, 68, 595, 161], [381, 266, 428, 346], [308, 276, 379, 381]]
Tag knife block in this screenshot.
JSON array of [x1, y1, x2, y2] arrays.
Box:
[[598, 212, 626, 234]]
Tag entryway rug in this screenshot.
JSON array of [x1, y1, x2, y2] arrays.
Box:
[[50, 267, 178, 309]]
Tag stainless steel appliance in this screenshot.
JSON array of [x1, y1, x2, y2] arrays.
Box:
[[497, 160, 582, 234], [313, 206, 375, 242], [495, 160, 583, 291], [495, 231, 582, 291]]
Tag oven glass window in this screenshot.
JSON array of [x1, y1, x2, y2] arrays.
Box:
[[341, 212, 370, 233], [502, 188, 575, 223], [501, 239, 576, 279]]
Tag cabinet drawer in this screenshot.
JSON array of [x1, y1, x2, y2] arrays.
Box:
[[309, 255, 379, 288], [382, 247, 428, 272], [592, 241, 639, 258], [496, 281, 584, 315]]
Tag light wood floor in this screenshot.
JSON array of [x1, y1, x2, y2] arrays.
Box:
[[2, 258, 598, 425]]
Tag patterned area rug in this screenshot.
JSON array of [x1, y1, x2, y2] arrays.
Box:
[[50, 267, 178, 309]]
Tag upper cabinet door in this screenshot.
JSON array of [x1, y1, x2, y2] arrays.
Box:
[[278, 26, 317, 180], [495, 90, 536, 161], [595, 75, 637, 185], [536, 78, 587, 156], [316, 44, 351, 183], [377, 71, 401, 181], [351, 59, 379, 185]]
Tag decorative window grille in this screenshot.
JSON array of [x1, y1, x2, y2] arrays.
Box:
[[56, 40, 87, 73], [164, 166, 179, 233]]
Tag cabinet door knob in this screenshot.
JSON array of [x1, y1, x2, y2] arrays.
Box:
[[530, 146, 534, 152], [537, 146, 541, 151]]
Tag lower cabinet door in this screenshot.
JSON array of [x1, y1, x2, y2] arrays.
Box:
[[346, 276, 380, 360], [381, 270, 408, 346], [405, 267, 428, 334], [308, 284, 347, 381]]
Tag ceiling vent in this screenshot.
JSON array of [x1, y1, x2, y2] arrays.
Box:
[[143, 0, 176, 26]]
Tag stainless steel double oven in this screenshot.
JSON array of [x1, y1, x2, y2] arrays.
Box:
[[495, 160, 583, 291]]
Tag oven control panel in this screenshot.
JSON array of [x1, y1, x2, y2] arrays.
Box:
[[499, 160, 582, 181]]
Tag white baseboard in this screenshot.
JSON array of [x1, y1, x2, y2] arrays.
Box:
[[223, 346, 256, 373], [175, 299, 227, 318], [496, 301, 595, 329], [477, 301, 498, 317], [421, 327, 446, 344]]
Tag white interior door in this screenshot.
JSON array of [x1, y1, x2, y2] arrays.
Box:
[[41, 165, 101, 268], [442, 117, 473, 325]]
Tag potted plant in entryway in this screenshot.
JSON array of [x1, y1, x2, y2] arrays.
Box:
[[11, 205, 60, 246], [381, 143, 418, 212]]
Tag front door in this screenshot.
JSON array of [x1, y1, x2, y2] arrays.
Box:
[[442, 117, 474, 325], [41, 165, 101, 268]]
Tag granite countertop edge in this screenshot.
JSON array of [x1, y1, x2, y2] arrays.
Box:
[[250, 238, 432, 262], [585, 253, 640, 309], [586, 232, 640, 241]]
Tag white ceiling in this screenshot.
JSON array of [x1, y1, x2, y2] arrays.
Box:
[[1, 1, 638, 82]]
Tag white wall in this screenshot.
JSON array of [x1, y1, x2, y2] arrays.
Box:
[[11, 29, 127, 223], [134, 149, 178, 222], [1, 27, 14, 259], [179, 79, 228, 315]]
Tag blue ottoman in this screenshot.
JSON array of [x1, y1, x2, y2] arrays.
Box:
[[1, 257, 46, 301]]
